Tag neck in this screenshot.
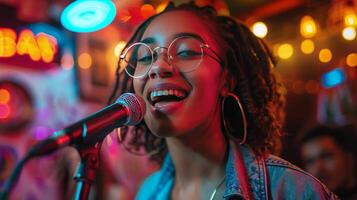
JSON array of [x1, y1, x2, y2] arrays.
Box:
[[166, 126, 227, 183]]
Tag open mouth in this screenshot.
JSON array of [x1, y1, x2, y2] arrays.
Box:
[[149, 89, 188, 106]]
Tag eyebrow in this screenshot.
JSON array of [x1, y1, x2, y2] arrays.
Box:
[[140, 32, 204, 44]]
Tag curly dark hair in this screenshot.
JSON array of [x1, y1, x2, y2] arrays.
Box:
[[108, 2, 285, 163]]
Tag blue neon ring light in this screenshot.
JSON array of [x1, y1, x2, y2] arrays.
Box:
[[61, 0, 116, 33]]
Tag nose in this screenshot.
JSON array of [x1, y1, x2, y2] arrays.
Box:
[[148, 47, 174, 79]]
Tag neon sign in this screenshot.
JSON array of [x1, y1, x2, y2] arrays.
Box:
[[0, 28, 57, 63]]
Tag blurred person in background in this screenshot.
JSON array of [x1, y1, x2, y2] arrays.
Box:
[[300, 125, 357, 200]]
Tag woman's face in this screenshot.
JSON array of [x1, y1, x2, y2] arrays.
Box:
[[133, 10, 228, 138]]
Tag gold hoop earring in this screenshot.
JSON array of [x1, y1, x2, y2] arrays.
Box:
[[222, 92, 247, 145]]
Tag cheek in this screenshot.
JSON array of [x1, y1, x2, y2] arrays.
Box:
[[133, 79, 144, 96]]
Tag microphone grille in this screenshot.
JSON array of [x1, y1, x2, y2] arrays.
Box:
[[116, 93, 146, 125]]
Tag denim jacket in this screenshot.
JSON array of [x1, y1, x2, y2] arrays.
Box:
[[136, 143, 339, 200]]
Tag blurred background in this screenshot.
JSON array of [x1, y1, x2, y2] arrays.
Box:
[[0, 0, 356, 199]]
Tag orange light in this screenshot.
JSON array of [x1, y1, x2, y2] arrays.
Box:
[[141, 4, 155, 19], [346, 53, 357, 67], [0, 89, 10, 104], [300, 15, 317, 38], [319, 48, 332, 63], [300, 39, 315, 54], [0, 28, 17, 57], [0, 104, 10, 119], [344, 9, 357, 27], [156, 2, 168, 14], [78, 53, 92, 69], [277, 43, 294, 59]]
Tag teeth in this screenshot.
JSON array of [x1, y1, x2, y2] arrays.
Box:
[[150, 89, 187, 102]]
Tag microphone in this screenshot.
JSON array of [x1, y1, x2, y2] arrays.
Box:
[[27, 93, 145, 158]]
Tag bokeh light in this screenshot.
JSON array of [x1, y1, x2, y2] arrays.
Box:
[[141, 4, 155, 19], [252, 22, 268, 38], [300, 39, 315, 54], [277, 43, 294, 59], [0, 89, 10, 104], [346, 53, 357, 67], [61, 52, 74, 70], [300, 15, 317, 38], [344, 9, 357, 27], [342, 27, 356, 41], [78, 53, 92, 69], [319, 48, 332, 63], [321, 68, 345, 88]]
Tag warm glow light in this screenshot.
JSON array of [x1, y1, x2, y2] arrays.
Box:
[[300, 39, 315, 54], [0, 89, 10, 104], [61, 52, 74, 70], [0, 28, 17, 57], [141, 4, 155, 19], [0, 28, 57, 62], [346, 53, 357, 67], [252, 22, 268, 38], [156, 2, 168, 14], [344, 9, 357, 27], [78, 53, 92, 69], [114, 41, 126, 58], [277, 43, 294, 59], [0, 104, 10, 119], [16, 29, 41, 61], [300, 15, 317, 38], [342, 27, 356, 40], [319, 48, 332, 63], [37, 33, 57, 63]]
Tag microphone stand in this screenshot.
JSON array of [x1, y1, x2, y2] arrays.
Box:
[[73, 142, 102, 200]]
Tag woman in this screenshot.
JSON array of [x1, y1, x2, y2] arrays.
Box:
[[109, 2, 338, 199]]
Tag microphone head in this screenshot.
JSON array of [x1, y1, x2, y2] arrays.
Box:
[[116, 93, 146, 125]]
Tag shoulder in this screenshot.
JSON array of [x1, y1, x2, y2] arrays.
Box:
[[264, 154, 339, 199]]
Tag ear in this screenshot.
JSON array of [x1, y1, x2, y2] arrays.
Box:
[[220, 68, 236, 96]]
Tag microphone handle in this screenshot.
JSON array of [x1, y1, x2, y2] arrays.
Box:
[[28, 103, 129, 157]]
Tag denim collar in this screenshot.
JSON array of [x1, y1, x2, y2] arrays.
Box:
[[150, 143, 268, 200]]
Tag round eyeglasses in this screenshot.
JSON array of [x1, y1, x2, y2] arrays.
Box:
[[119, 36, 224, 78]]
